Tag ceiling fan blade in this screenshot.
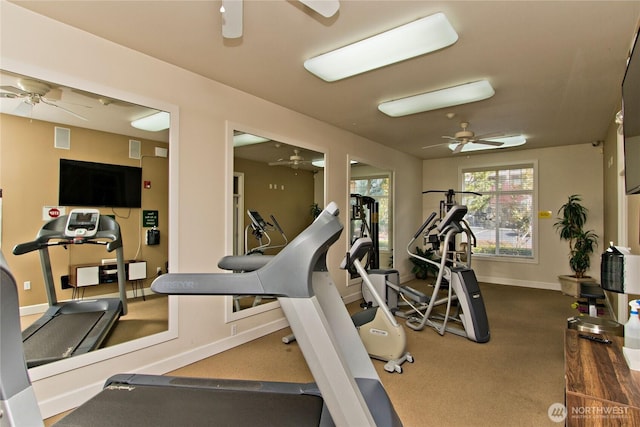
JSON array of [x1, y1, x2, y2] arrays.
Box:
[[453, 143, 465, 154], [441, 135, 457, 140], [221, 0, 243, 39], [0, 85, 28, 96], [473, 131, 504, 140], [40, 98, 88, 121], [422, 142, 451, 149], [299, 0, 339, 18], [0, 92, 20, 99], [268, 161, 292, 166], [13, 101, 33, 117], [474, 139, 504, 147]]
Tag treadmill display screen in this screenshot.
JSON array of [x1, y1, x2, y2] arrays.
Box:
[[65, 209, 100, 237]]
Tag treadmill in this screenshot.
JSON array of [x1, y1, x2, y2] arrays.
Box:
[[12, 209, 127, 368], [0, 203, 403, 426]]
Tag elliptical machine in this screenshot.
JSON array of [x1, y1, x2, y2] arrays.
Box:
[[402, 204, 490, 342], [245, 210, 288, 255]]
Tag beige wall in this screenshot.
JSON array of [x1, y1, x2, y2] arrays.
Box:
[[0, 113, 169, 307], [235, 157, 316, 252], [1, 3, 423, 417], [423, 143, 604, 289]]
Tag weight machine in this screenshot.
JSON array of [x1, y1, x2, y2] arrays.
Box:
[[350, 194, 379, 270]]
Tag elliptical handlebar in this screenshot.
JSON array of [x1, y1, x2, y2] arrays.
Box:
[[412, 212, 437, 240]]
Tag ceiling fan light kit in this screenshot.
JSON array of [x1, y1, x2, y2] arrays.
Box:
[[268, 149, 314, 169], [378, 80, 495, 117], [304, 12, 458, 82]]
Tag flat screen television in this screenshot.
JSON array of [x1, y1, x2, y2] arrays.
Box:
[[59, 159, 142, 208], [623, 28, 640, 195]]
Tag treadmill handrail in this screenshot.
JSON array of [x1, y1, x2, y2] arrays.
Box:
[[12, 213, 128, 314], [0, 250, 45, 426], [12, 215, 123, 255], [152, 202, 342, 298]]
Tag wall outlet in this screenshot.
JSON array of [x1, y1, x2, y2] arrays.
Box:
[[231, 324, 237, 336], [156, 266, 162, 275], [24, 281, 31, 290]]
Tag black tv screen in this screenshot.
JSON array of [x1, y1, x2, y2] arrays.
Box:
[[59, 159, 142, 208], [623, 29, 640, 195]]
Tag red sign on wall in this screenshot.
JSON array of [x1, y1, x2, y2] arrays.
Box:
[[42, 206, 66, 221]]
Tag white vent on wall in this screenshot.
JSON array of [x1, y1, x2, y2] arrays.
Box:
[[54, 127, 70, 150], [129, 139, 141, 159]]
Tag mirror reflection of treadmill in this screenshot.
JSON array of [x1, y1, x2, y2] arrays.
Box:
[[13, 209, 128, 368]]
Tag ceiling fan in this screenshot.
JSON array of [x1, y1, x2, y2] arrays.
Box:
[[424, 122, 504, 154], [0, 78, 88, 121], [268, 149, 314, 169], [221, 0, 339, 39]]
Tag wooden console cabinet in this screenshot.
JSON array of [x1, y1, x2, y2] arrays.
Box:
[[565, 329, 640, 426]]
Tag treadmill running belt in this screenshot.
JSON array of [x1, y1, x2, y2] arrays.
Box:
[[54, 384, 325, 427], [23, 311, 105, 365]]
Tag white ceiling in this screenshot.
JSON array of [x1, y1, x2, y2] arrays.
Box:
[[6, 1, 640, 160]]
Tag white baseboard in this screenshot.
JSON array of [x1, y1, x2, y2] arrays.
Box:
[[474, 275, 561, 291]]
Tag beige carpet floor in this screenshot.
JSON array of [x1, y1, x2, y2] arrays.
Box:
[[45, 282, 580, 426], [168, 282, 578, 427]]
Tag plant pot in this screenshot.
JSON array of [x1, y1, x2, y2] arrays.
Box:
[[558, 274, 597, 297]]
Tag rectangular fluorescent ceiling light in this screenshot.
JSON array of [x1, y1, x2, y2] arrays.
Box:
[[233, 132, 270, 147], [304, 12, 458, 82], [378, 80, 495, 117], [131, 111, 170, 131]]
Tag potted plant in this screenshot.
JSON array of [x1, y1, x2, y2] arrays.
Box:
[[554, 194, 599, 296]]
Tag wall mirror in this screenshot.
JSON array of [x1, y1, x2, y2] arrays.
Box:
[[227, 125, 324, 321], [0, 67, 177, 379], [349, 158, 394, 281]]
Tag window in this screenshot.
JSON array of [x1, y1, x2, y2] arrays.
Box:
[[461, 164, 535, 258], [350, 176, 391, 250]]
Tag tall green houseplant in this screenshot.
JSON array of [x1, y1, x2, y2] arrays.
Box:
[[554, 194, 598, 296]]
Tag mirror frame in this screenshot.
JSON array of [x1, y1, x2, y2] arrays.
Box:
[[1, 59, 180, 381], [346, 154, 396, 286], [224, 121, 325, 322]]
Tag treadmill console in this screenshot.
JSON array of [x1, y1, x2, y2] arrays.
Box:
[[65, 209, 101, 238], [248, 210, 268, 231]]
